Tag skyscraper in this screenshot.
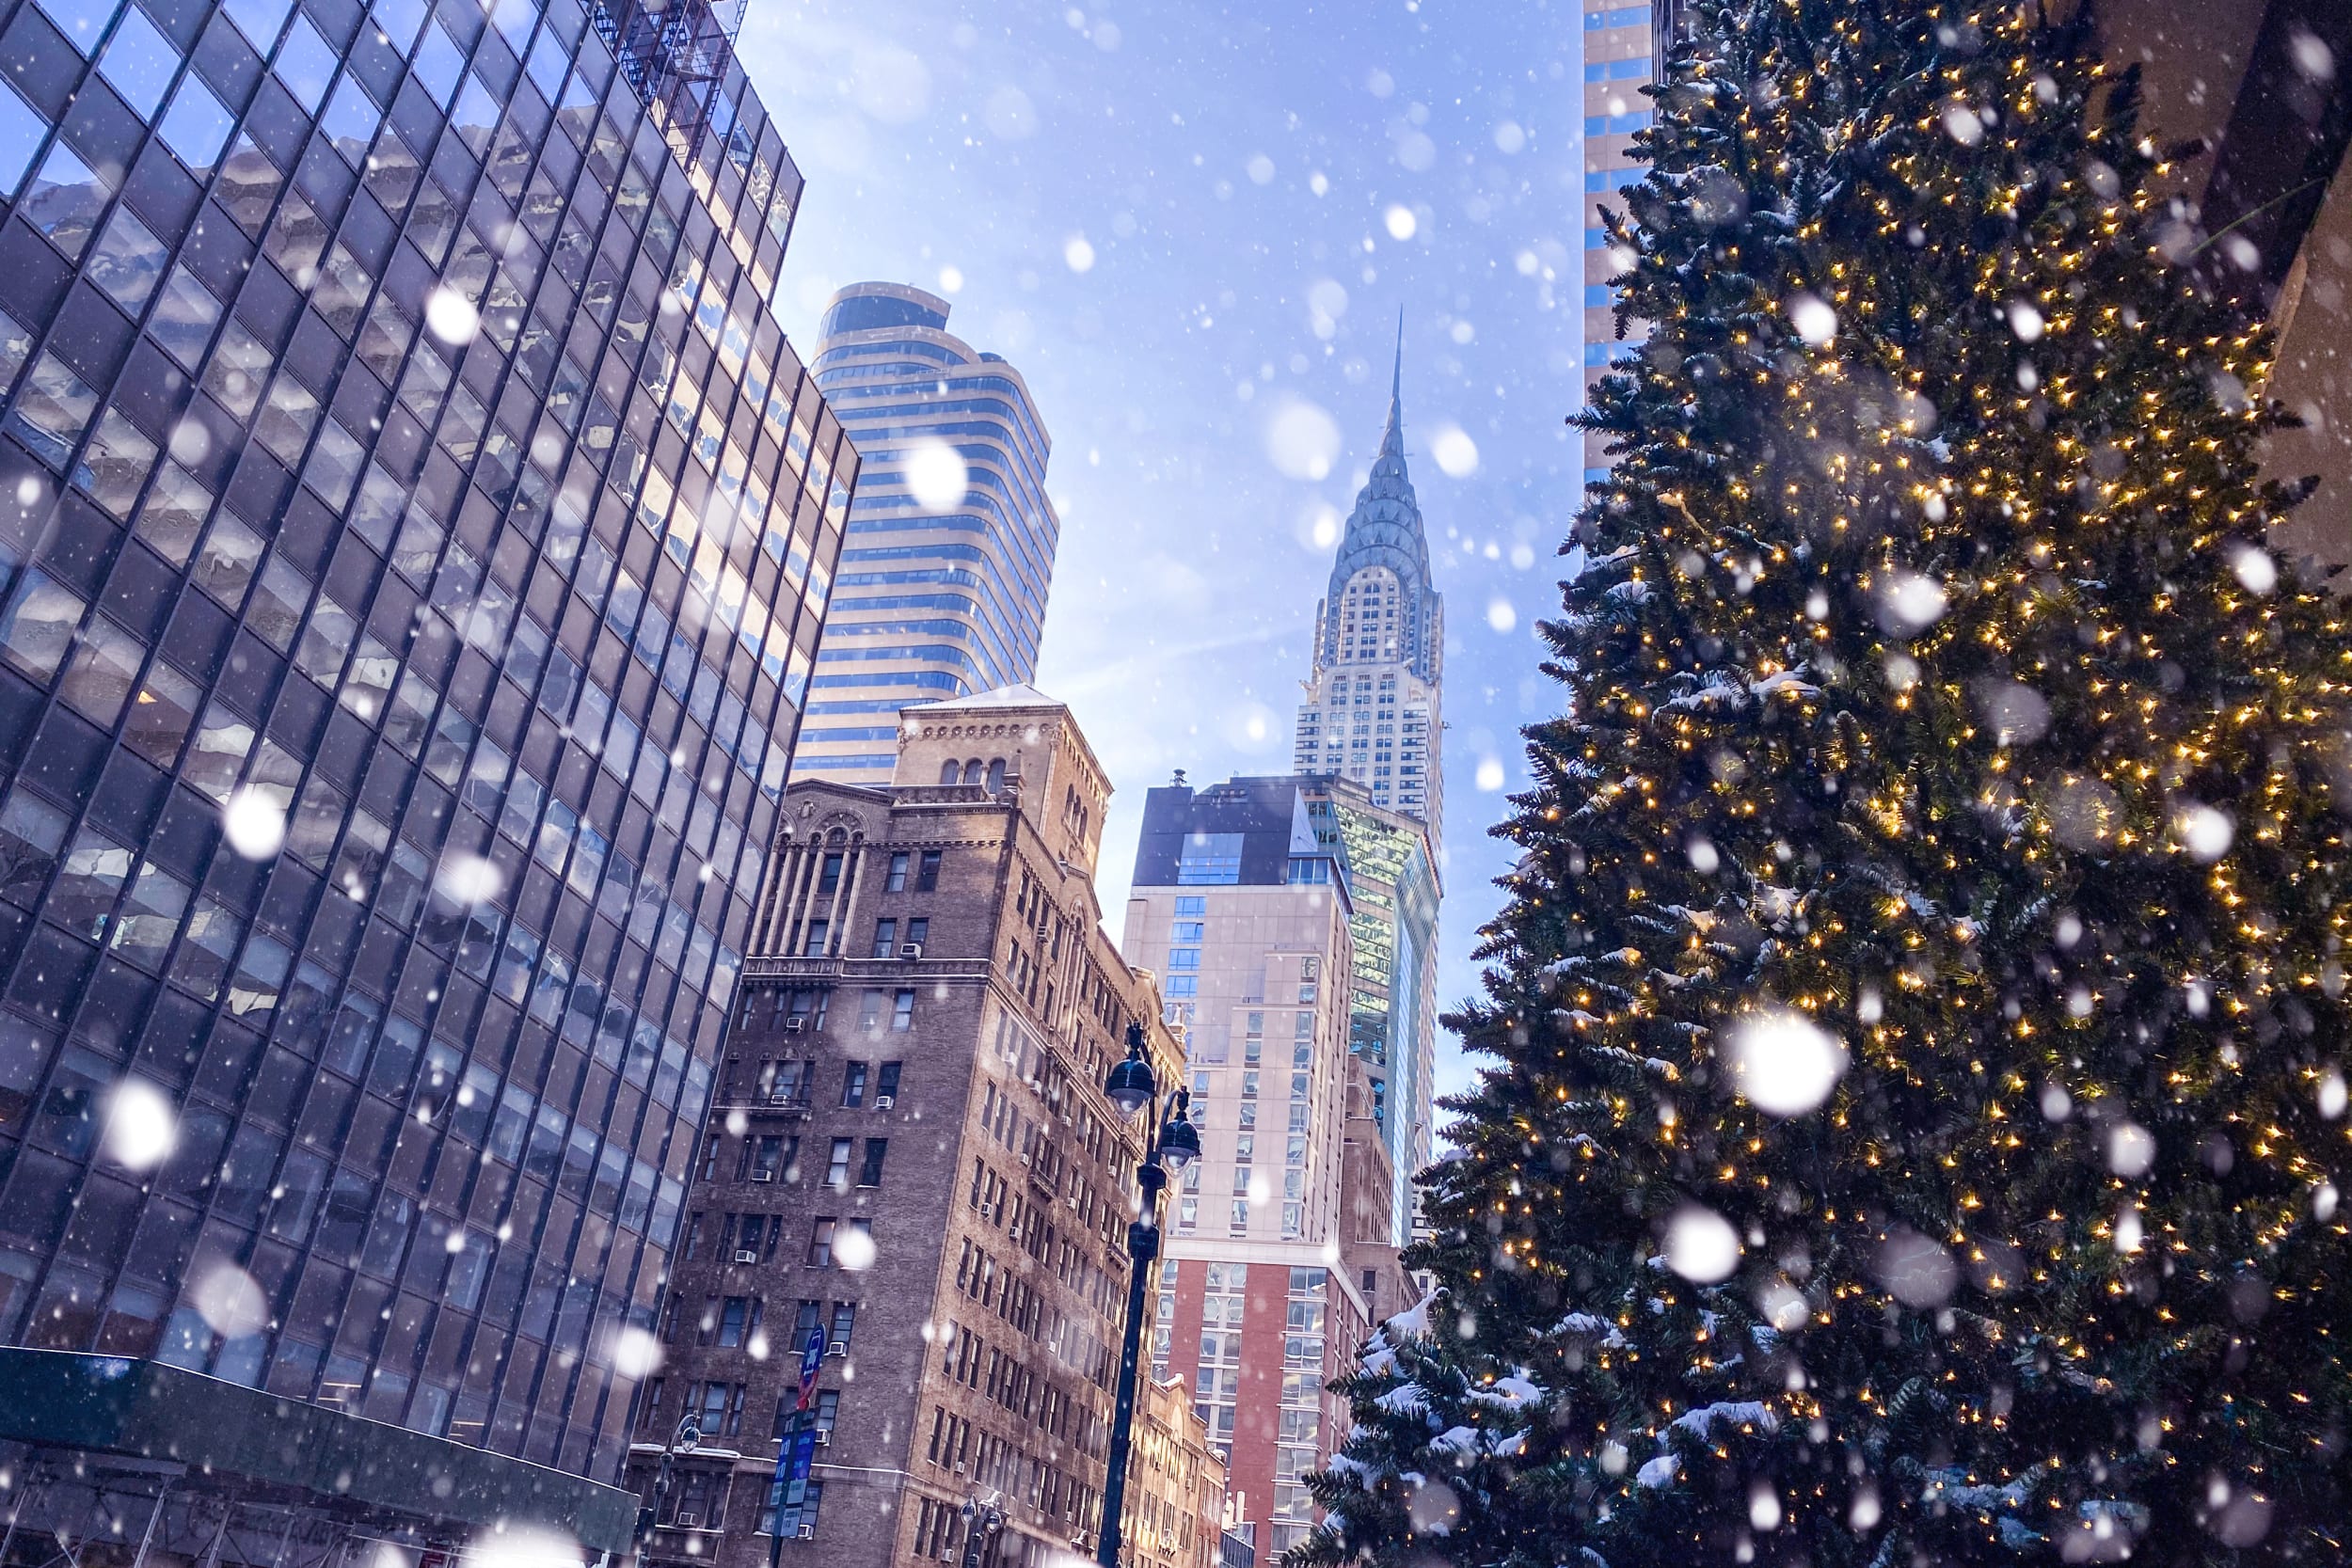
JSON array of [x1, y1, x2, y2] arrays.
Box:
[[1287, 348, 1441, 1248], [0, 0, 849, 1554], [1583, 1, 1661, 482], [790, 282, 1058, 784], [1289, 342, 1442, 836], [1303, 779, 1434, 1248], [1121, 776, 1381, 1560]]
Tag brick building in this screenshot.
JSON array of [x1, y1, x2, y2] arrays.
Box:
[[626, 684, 1185, 1568]]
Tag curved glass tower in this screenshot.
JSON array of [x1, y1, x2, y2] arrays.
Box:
[[792, 283, 1058, 781]]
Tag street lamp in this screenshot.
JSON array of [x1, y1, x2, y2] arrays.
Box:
[[1097, 1022, 1199, 1568], [636, 1414, 703, 1549]]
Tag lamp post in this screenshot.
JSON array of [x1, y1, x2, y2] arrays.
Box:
[[1096, 1022, 1200, 1568], [635, 1414, 702, 1552]]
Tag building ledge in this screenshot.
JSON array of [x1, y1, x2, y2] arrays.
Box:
[[740, 955, 993, 982], [0, 1349, 639, 1553]]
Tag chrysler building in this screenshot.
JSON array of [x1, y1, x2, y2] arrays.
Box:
[[1291, 341, 1445, 844]]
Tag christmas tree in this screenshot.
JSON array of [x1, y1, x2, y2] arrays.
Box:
[[1297, 2, 2350, 1563]]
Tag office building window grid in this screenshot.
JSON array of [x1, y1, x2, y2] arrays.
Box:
[[0, 0, 851, 1482]]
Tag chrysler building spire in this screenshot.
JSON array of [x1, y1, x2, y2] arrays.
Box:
[[1292, 337, 1444, 836]]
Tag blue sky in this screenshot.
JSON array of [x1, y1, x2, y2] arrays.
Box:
[[736, 0, 1589, 1108]]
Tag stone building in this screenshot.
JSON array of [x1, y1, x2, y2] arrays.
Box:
[[626, 685, 1184, 1568], [1119, 1371, 1227, 1568], [1122, 775, 1373, 1560], [1337, 1060, 1411, 1330]]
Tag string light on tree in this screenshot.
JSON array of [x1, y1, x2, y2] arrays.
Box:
[[1295, 2, 2352, 1563]]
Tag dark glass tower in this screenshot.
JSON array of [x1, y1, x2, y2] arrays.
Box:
[[0, 0, 851, 1547]]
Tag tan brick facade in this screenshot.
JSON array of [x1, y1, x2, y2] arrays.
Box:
[[628, 688, 1184, 1568]]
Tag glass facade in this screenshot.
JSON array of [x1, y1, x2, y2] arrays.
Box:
[[0, 0, 850, 1491], [1308, 784, 1435, 1248], [1581, 0, 1660, 483], [790, 280, 1057, 782]]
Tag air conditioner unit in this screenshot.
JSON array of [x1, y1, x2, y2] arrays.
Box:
[[977, 1203, 996, 1220], [783, 1017, 805, 1032], [875, 1095, 896, 1110], [734, 1249, 759, 1264], [675, 1513, 700, 1528], [795, 1526, 816, 1541], [814, 1430, 832, 1446], [752, 1170, 776, 1183], [899, 943, 924, 959], [826, 1340, 849, 1356]]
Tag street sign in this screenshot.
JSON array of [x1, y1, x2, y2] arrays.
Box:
[[767, 1329, 830, 1568]]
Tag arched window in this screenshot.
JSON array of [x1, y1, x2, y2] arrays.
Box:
[[961, 760, 983, 785], [939, 761, 960, 786], [986, 759, 1006, 793]]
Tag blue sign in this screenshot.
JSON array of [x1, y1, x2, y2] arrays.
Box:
[[769, 1329, 829, 1567]]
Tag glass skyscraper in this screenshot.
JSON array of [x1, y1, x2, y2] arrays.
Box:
[[1306, 779, 1436, 1248], [1582, 1, 1660, 483], [789, 281, 1057, 783], [0, 0, 850, 1550]]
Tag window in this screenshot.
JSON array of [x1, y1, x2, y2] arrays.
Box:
[[816, 852, 844, 895], [674, 1465, 732, 1528], [801, 918, 828, 957], [1174, 896, 1206, 915], [915, 849, 941, 891], [772, 1387, 839, 1441], [87, 208, 169, 313], [857, 990, 883, 1030], [805, 1218, 835, 1267], [843, 1062, 868, 1106], [877, 1062, 902, 1101], [752, 1134, 784, 1180], [857, 1138, 886, 1187], [830, 1302, 857, 1349], [892, 990, 915, 1030], [1177, 832, 1243, 884], [8, 353, 98, 468], [885, 851, 909, 892], [904, 917, 928, 951], [691, 1377, 727, 1431], [718, 1296, 750, 1347], [869, 918, 896, 958], [824, 1137, 851, 1186]]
